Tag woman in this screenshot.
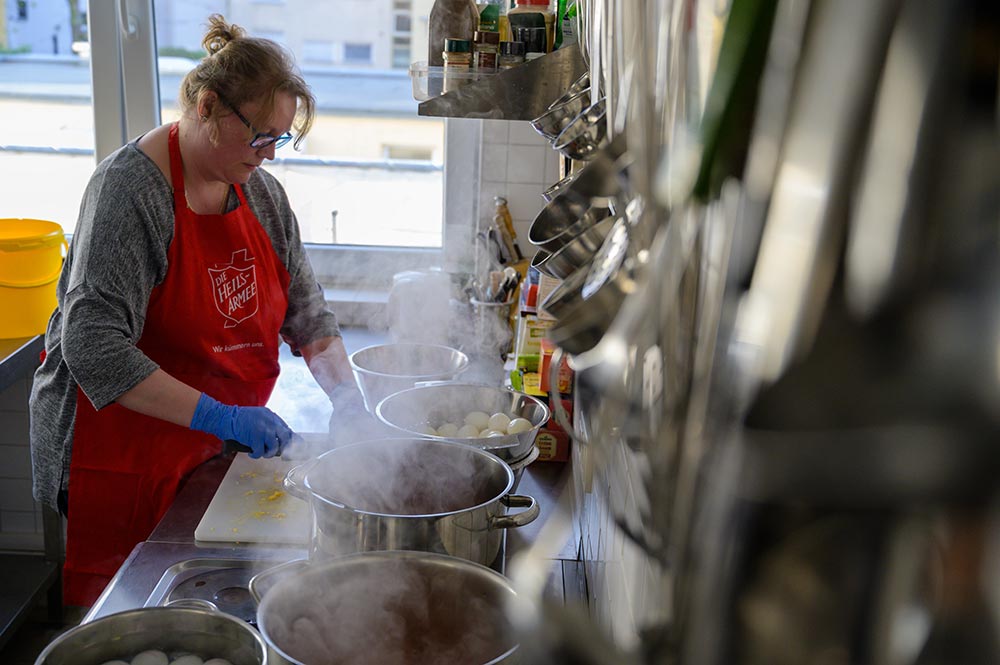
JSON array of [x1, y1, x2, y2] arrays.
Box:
[[28, 15, 356, 606]]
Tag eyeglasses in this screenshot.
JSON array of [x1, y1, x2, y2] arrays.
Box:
[[217, 94, 293, 150]]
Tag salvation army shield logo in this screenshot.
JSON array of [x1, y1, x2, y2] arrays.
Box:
[[208, 249, 259, 328]]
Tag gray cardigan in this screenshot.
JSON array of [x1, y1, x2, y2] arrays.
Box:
[[29, 139, 339, 509]]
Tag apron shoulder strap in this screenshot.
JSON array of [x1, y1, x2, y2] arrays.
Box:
[[167, 123, 186, 208]]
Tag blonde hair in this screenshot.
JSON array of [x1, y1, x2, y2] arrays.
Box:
[[178, 14, 315, 150]]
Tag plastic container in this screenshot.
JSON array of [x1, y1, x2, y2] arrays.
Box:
[[410, 61, 496, 100], [509, 0, 555, 52], [499, 41, 526, 69], [0, 218, 66, 338]]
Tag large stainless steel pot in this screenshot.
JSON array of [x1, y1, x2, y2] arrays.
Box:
[[349, 342, 469, 413], [34, 601, 267, 665], [374, 383, 550, 463], [284, 437, 539, 565], [250, 551, 520, 665]]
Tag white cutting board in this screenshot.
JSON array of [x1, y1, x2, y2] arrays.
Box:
[[194, 455, 312, 545]]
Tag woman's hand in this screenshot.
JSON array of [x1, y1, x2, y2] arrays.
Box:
[[189, 393, 292, 458]]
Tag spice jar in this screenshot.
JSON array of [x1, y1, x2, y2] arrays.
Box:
[[512, 26, 547, 61], [498, 41, 526, 69], [473, 30, 500, 71], [442, 38, 472, 92]]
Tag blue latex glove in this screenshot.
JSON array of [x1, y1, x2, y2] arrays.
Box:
[[190, 393, 292, 459]]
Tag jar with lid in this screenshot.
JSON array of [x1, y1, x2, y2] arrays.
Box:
[[512, 26, 547, 61], [442, 38, 472, 92], [498, 41, 526, 69], [509, 0, 555, 53], [473, 30, 500, 72]]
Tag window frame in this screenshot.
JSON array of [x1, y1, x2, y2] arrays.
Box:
[[89, 0, 476, 292]]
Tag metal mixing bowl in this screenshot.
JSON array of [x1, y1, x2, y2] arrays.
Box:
[[375, 383, 550, 462], [530, 88, 591, 141], [553, 97, 609, 161], [349, 342, 469, 413], [528, 197, 613, 255], [539, 212, 617, 280]]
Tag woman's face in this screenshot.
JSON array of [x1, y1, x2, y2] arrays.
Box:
[[206, 91, 297, 184]]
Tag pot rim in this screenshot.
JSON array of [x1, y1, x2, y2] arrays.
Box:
[[34, 605, 267, 664], [300, 437, 515, 518], [256, 550, 520, 665], [349, 342, 469, 380]]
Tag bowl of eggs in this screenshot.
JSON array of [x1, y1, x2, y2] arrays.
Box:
[[374, 383, 550, 463], [349, 343, 470, 413], [34, 602, 265, 665]]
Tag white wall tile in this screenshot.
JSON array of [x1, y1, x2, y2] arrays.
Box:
[[505, 183, 546, 222], [1, 510, 38, 533], [482, 119, 509, 144], [0, 478, 36, 512], [0, 410, 29, 446], [505, 144, 548, 185], [481, 143, 509, 183], [0, 444, 32, 479], [545, 150, 564, 184], [508, 120, 547, 146], [0, 378, 27, 411]]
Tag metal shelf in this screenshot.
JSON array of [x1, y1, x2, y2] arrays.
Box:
[[416, 44, 587, 121]]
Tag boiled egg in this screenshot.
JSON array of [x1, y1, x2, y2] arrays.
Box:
[[169, 656, 204, 665], [131, 651, 169, 665], [416, 423, 437, 436], [203, 660, 234, 665], [507, 418, 533, 434], [457, 424, 481, 438], [487, 412, 511, 432], [464, 411, 491, 430], [437, 422, 459, 437]]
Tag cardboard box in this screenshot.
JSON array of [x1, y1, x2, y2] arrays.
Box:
[[514, 313, 555, 357], [545, 396, 573, 433], [534, 427, 570, 462]]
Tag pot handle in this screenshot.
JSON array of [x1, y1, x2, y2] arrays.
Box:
[[248, 558, 311, 604], [491, 494, 540, 529], [549, 347, 588, 444], [283, 458, 318, 501]]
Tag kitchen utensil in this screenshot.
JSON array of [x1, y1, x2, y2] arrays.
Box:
[[538, 263, 590, 319], [530, 88, 592, 141], [542, 170, 579, 203], [557, 133, 631, 208], [547, 71, 591, 111], [553, 97, 610, 161], [528, 198, 613, 254], [193, 454, 311, 545], [251, 551, 521, 665], [34, 601, 267, 665], [538, 212, 617, 280], [374, 382, 550, 463], [531, 248, 555, 278], [283, 438, 539, 565], [349, 342, 469, 412]]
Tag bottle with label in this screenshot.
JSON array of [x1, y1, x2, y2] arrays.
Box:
[[473, 30, 501, 71], [554, 0, 566, 49], [560, 1, 578, 47], [428, 0, 481, 67], [442, 38, 472, 92], [476, 0, 510, 41], [498, 41, 526, 69], [509, 0, 555, 53]]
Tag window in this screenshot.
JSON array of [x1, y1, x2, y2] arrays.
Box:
[[302, 40, 335, 64], [343, 43, 373, 64], [394, 14, 411, 33], [0, 1, 93, 234]]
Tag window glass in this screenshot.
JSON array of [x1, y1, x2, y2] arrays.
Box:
[[0, 1, 92, 234], [153, 2, 443, 250]]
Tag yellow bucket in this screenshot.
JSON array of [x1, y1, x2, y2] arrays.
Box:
[[0, 219, 67, 339]]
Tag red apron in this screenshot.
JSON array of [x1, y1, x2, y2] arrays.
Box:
[[64, 123, 290, 606]]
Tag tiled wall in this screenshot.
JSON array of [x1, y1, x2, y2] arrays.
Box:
[[0, 374, 46, 552], [477, 119, 562, 257]]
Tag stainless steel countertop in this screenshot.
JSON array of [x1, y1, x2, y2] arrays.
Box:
[[85, 452, 576, 622]]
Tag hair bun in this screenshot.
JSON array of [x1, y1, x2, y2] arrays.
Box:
[[202, 13, 247, 55]]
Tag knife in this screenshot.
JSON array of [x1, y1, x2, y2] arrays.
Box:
[[222, 434, 312, 460]]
